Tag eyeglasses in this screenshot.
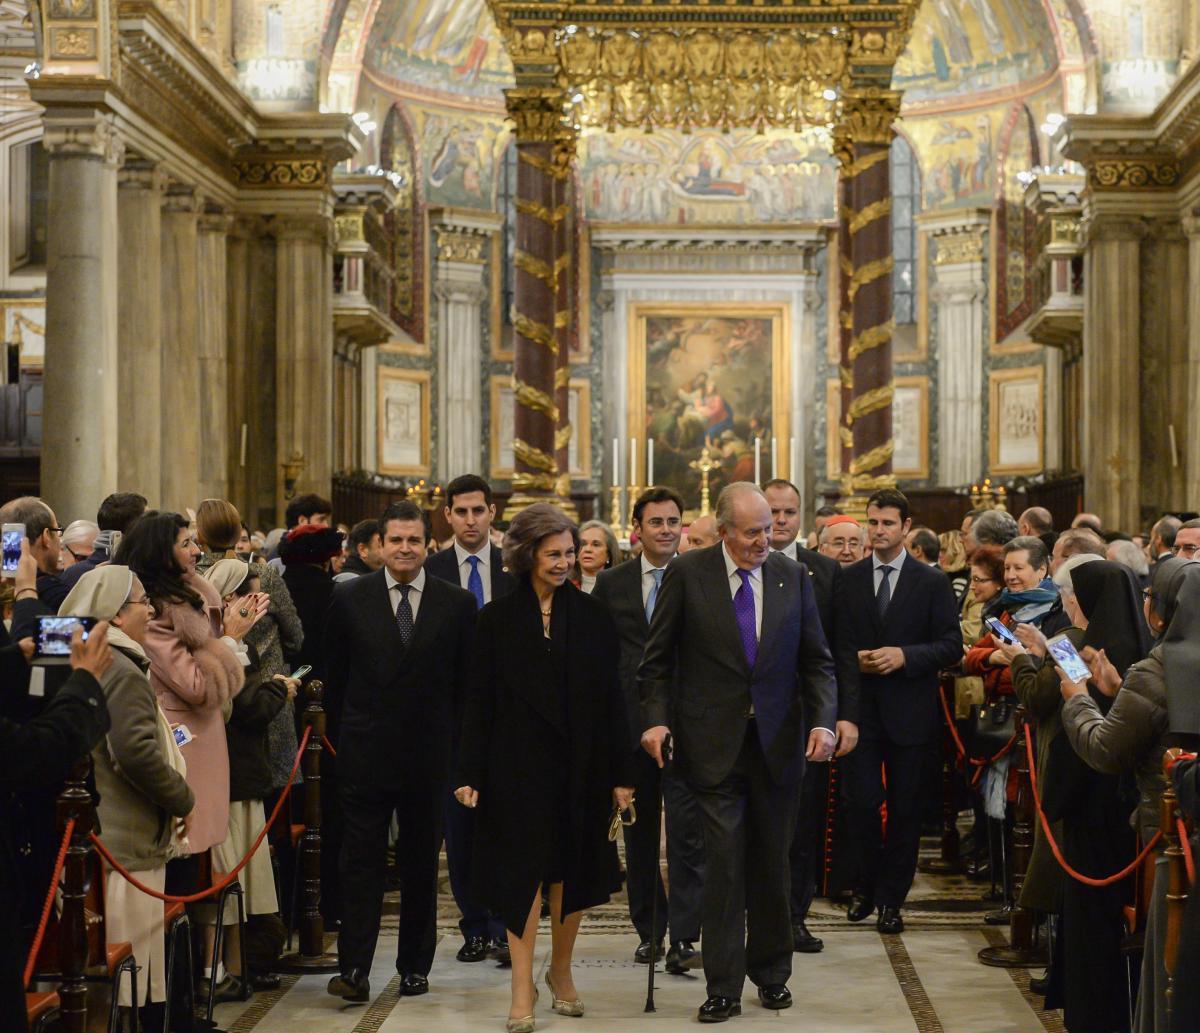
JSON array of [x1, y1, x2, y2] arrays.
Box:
[[970, 575, 998, 584], [1142, 589, 1154, 601], [1172, 543, 1200, 556]]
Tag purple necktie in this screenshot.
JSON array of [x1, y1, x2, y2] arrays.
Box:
[[734, 568, 758, 669]]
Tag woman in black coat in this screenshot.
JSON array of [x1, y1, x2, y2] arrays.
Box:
[[455, 503, 634, 1033]]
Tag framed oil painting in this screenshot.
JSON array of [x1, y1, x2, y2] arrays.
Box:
[[377, 367, 430, 475], [628, 303, 790, 503]]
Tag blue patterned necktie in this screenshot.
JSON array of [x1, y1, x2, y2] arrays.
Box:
[[645, 567, 665, 623], [466, 554, 485, 611], [877, 565, 893, 618], [395, 584, 414, 646], [733, 568, 758, 668]]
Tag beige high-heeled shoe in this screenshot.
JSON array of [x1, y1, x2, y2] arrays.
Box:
[[505, 983, 539, 1033], [545, 970, 585, 1017]]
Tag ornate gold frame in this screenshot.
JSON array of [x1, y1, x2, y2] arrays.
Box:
[[628, 302, 791, 486], [376, 367, 431, 476], [988, 365, 1045, 475]]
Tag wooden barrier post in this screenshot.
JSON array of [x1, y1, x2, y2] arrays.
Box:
[[57, 758, 95, 1033], [921, 679, 964, 874], [276, 681, 339, 973], [1161, 756, 1187, 1022], [979, 707, 1044, 967]]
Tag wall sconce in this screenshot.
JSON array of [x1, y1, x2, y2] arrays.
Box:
[[281, 451, 306, 499]]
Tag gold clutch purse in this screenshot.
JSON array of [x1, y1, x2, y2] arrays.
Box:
[[607, 800, 637, 841]]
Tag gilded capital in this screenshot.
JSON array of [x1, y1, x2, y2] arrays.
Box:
[[505, 87, 565, 142], [932, 226, 986, 265], [435, 228, 488, 264], [841, 89, 902, 147]]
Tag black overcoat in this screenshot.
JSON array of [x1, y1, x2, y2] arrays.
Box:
[[456, 579, 634, 934]]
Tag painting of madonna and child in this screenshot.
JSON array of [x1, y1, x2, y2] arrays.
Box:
[[631, 305, 790, 508]]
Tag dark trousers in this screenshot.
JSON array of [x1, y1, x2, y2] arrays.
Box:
[[845, 736, 934, 909], [338, 775, 442, 976], [443, 783, 505, 942], [621, 750, 705, 944], [789, 758, 829, 923], [690, 724, 800, 999]]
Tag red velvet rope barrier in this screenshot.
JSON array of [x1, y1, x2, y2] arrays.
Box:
[[23, 817, 76, 988], [321, 735, 336, 758], [1179, 818, 1196, 886], [1024, 724, 1162, 887], [938, 684, 1018, 780], [91, 725, 312, 904]]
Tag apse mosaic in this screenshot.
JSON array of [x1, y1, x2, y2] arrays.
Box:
[[365, 0, 512, 100], [578, 127, 838, 225]]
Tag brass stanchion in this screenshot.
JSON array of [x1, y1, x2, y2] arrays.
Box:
[[920, 679, 964, 875], [276, 681, 339, 973], [979, 707, 1045, 967], [1162, 755, 1187, 1022], [58, 758, 94, 1033]]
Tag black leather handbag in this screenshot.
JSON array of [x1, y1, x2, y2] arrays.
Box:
[[970, 698, 1016, 759]]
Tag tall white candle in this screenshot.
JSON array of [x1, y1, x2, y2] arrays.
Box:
[[630, 437, 638, 485], [613, 437, 620, 485], [791, 436, 798, 482], [754, 437, 761, 485], [647, 438, 655, 486], [771, 437, 778, 479]]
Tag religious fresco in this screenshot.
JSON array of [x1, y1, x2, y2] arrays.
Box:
[[905, 110, 1002, 210], [364, 0, 512, 100], [578, 128, 837, 225], [629, 306, 789, 503], [893, 0, 1058, 105], [409, 105, 508, 209]]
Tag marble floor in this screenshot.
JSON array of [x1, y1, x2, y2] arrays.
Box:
[[209, 925, 1062, 1033]]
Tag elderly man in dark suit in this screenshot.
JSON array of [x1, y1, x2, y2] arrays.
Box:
[[763, 478, 860, 954], [593, 486, 705, 973], [424, 473, 516, 964], [324, 500, 476, 1004], [639, 482, 837, 1023], [841, 488, 962, 935]]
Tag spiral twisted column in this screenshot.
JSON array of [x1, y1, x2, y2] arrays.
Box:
[[552, 128, 576, 509], [838, 90, 902, 506], [506, 86, 569, 517]]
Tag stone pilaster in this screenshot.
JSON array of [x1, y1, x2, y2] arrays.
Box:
[[1184, 217, 1200, 506], [1082, 214, 1145, 531], [429, 210, 497, 480], [117, 159, 167, 503], [924, 212, 989, 486], [837, 89, 902, 503], [160, 186, 202, 513], [197, 209, 233, 501], [275, 211, 334, 514], [41, 107, 123, 520]]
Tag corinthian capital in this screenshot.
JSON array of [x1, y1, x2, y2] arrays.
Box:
[[505, 86, 566, 142], [42, 108, 124, 165], [841, 88, 902, 147]]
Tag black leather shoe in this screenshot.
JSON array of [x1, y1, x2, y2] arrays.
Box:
[[247, 970, 281, 992], [634, 940, 664, 964], [757, 985, 792, 1010], [792, 922, 824, 953], [877, 907, 904, 935], [847, 895, 875, 923], [197, 973, 248, 1004], [697, 996, 741, 1023], [400, 973, 429, 996], [1028, 970, 1049, 996], [665, 941, 701, 974], [457, 935, 490, 963], [327, 969, 370, 1003], [487, 938, 511, 966]]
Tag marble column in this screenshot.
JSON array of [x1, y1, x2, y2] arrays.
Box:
[[430, 216, 491, 480], [1183, 217, 1200, 506], [40, 110, 123, 520], [926, 217, 988, 486], [838, 90, 902, 502], [117, 160, 166, 502], [275, 212, 334, 513], [1082, 214, 1144, 531], [160, 186, 201, 513], [504, 86, 566, 513], [197, 209, 231, 502]]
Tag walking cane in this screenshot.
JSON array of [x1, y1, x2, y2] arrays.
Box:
[[645, 733, 673, 1013]]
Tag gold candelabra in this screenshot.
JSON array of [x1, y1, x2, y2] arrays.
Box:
[[624, 485, 642, 541], [689, 446, 718, 518], [969, 478, 1008, 512], [405, 480, 444, 511], [609, 484, 624, 542]]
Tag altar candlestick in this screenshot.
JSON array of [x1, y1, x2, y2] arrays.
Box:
[[791, 436, 798, 482], [612, 437, 620, 485], [647, 439, 655, 486], [754, 438, 761, 485], [630, 438, 638, 487]]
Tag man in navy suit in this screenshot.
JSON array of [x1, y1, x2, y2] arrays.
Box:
[[424, 474, 516, 964], [639, 483, 837, 1023], [841, 488, 961, 934]]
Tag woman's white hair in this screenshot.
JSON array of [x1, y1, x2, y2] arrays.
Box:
[[1052, 552, 1104, 595]]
